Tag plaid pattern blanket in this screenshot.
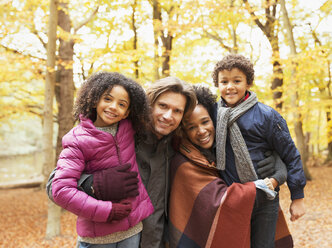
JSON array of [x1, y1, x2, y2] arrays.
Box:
[[169, 140, 293, 248]]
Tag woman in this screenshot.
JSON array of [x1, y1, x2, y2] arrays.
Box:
[[168, 86, 292, 248]]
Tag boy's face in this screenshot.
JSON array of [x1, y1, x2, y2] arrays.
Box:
[[217, 68, 251, 107]]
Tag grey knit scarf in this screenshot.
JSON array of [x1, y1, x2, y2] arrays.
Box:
[[216, 91, 258, 183]]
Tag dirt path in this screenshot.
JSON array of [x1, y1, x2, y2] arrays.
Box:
[[0, 166, 331, 247]]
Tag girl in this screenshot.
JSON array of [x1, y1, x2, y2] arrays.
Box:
[[52, 72, 154, 248]]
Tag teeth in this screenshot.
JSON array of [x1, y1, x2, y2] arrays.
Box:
[[199, 136, 209, 142], [159, 120, 170, 127], [105, 112, 116, 117]]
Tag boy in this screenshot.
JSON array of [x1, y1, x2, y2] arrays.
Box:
[[212, 54, 306, 248]]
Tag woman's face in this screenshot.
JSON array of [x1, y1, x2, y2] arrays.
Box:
[[182, 104, 215, 149]]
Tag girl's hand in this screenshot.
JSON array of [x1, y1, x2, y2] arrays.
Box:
[[290, 198, 305, 221]]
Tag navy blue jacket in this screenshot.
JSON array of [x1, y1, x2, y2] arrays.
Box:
[[216, 101, 306, 200]]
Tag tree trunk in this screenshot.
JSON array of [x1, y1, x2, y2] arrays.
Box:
[[161, 34, 172, 77], [132, 0, 139, 79], [55, 1, 75, 162], [326, 110, 332, 163], [325, 60, 332, 162], [280, 0, 311, 179], [243, 0, 284, 109], [152, 0, 162, 80], [44, 0, 61, 239]]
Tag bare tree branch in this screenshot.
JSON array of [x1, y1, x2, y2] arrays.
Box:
[[1, 44, 46, 61], [74, 6, 99, 33], [242, 0, 267, 34], [203, 30, 232, 52]]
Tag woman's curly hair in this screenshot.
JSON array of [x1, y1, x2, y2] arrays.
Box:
[[212, 54, 255, 87], [73, 71, 150, 137], [192, 85, 217, 121]]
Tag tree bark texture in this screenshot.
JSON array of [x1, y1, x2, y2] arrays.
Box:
[[55, 1, 75, 162], [44, 0, 61, 239]]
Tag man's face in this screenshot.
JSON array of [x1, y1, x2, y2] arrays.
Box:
[[151, 91, 187, 139]]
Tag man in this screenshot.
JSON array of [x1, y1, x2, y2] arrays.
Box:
[[133, 77, 197, 247]]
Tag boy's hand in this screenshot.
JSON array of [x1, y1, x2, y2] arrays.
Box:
[[290, 198, 305, 221]]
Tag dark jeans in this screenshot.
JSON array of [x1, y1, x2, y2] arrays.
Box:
[[251, 190, 279, 248]]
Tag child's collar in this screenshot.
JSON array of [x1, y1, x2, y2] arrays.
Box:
[[221, 91, 250, 107]]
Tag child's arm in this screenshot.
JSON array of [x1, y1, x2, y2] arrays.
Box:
[[268, 111, 306, 200], [290, 198, 306, 221]]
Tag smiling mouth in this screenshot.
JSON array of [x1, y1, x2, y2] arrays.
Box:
[[158, 119, 172, 128], [105, 111, 117, 118], [198, 135, 210, 144]]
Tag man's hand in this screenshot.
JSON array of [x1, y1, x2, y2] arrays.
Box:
[[290, 198, 305, 222], [93, 163, 139, 201]]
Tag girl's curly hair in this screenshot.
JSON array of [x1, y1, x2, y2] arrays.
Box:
[[73, 71, 150, 137], [212, 54, 255, 87]]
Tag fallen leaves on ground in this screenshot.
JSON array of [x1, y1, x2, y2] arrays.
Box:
[[0, 166, 331, 248], [279, 166, 332, 248]]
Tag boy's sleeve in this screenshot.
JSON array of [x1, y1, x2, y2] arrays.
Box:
[[268, 111, 306, 200]]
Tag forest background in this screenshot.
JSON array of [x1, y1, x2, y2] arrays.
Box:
[[0, 0, 331, 247]]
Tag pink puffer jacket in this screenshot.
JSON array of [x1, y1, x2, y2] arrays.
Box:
[[52, 116, 154, 237]]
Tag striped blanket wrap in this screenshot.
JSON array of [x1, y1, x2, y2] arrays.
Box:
[[169, 140, 293, 248]]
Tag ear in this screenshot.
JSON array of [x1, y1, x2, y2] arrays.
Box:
[[246, 84, 252, 90]]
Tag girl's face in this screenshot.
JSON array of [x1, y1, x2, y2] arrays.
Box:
[[218, 68, 251, 107], [182, 104, 215, 149], [94, 85, 130, 127]]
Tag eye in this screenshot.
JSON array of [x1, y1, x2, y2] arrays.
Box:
[[219, 80, 228, 84], [187, 126, 196, 131], [159, 103, 167, 109], [175, 109, 183, 114], [202, 120, 210, 125]]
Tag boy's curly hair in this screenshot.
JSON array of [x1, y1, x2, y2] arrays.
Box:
[[73, 71, 150, 137], [212, 54, 255, 87]]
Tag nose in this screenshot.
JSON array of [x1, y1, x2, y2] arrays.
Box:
[[226, 82, 235, 89], [197, 125, 206, 135], [163, 109, 172, 120], [108, 101, 117, 109]]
